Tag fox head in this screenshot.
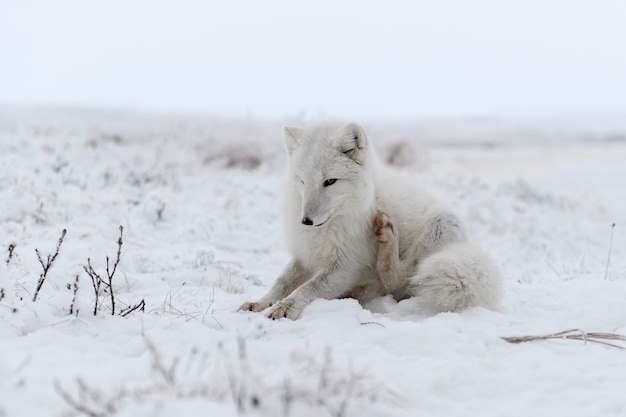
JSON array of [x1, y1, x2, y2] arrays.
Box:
[[283, 123, 376, 227]]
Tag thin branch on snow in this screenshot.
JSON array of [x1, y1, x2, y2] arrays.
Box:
[[83, 226, 130, 316], [5, 243, 15, 266], [119, 299, 145, 317], [68, 274, 80, 316], [32, 229, 67, 302], [145, 337, 177, 386], [604, 222, 616, 280], [502, 329, 626, 349], [360, 321, 386, 328], [54, 379, 108, 417], [105, 225, 123, 315], [282, 378, 293, 417], [83, 258, 103, 316]]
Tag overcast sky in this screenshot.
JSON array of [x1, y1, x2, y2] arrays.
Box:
[[2, 1, 626, 121]]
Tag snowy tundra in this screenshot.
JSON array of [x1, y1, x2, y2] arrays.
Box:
[[1, 108, 626, 417], [240, 123, 503, 319]]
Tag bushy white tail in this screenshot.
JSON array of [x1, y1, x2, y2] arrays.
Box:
[[409, 243, 503, 313]]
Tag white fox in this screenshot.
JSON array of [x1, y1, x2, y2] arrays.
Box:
[[239, 123, 503, 319]]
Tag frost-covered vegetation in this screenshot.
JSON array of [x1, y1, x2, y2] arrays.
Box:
[[1, 107, 626, 417]]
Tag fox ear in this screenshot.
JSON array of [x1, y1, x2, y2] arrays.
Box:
[[340, 123, 367, 163], [283, 126, 301, 155]]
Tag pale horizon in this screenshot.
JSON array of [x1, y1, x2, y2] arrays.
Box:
[[2, 1, 626, 121]]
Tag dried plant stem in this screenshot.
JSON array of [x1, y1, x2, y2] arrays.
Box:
[[146, 338, 176, 386], [502, 329, 626, 349], [68, 274, 80, 315], [83, 225, 124, 316], [119, 299, 145, 317], [604, 222, 616, 280], [84, 258, 103, 316], [106, 225, 124, 315], [33, 229, 67, 302], [54, 379, 107, 417], [5, 243, 15, 266]]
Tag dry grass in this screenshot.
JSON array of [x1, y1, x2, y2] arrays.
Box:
[[55, 337, 399, 417], [502, 329, 626, 349]]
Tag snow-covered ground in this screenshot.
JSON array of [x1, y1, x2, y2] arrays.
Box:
[[1, 106, 625, 417]]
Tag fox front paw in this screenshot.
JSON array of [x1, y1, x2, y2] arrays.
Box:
[[373, 211, 395, 244], [265, 299, 303, 320], [238, 300, 271, 313]]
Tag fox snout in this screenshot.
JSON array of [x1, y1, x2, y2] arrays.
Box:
[[300, 195, 326, 226], [301, 216, 328, 227]]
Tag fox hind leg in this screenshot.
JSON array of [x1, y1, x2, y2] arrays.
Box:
[[374, 211, 401, 292]]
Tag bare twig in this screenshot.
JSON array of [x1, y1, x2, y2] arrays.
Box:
[[145, 338, 176, 386], [360, 321, 386, 328], [0, 301, 18, 313], [83, 226, 124, 316], [502, 329, 626, 349], [282, 378, 293, 417], [119, 299, 145, 317], [69, 274, 80, 316], [105, 225, 124, 315], [54, 380, 107, 417], [155, 202, 166, 224], [84, 258, 103, 316], [33, 229, 67, 302], [5, 243, 15, 266], [317, 347, 332, 405], [233, 336, 249, 415], [335, 365, 356, 417], [604, 222, 616, 280]]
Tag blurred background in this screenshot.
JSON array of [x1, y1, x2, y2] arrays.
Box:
[[2, 0, 626, 121]]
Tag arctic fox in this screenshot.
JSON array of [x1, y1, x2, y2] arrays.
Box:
[[239, 123, 503, 319]]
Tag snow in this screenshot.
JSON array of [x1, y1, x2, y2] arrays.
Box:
[[1, 106, 626, 417]]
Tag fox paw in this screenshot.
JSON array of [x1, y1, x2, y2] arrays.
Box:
[[373, 211, 395, 244], [265, 299, 302, 320], [238, 300, 271, 313]]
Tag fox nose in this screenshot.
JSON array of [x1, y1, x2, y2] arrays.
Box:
[[301, 217, 314, 226]]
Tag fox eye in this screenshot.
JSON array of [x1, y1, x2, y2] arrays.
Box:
[[323, 179, 337, 187]]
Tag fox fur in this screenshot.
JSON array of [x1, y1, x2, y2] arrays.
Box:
[[239, 123, 503, 319]]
